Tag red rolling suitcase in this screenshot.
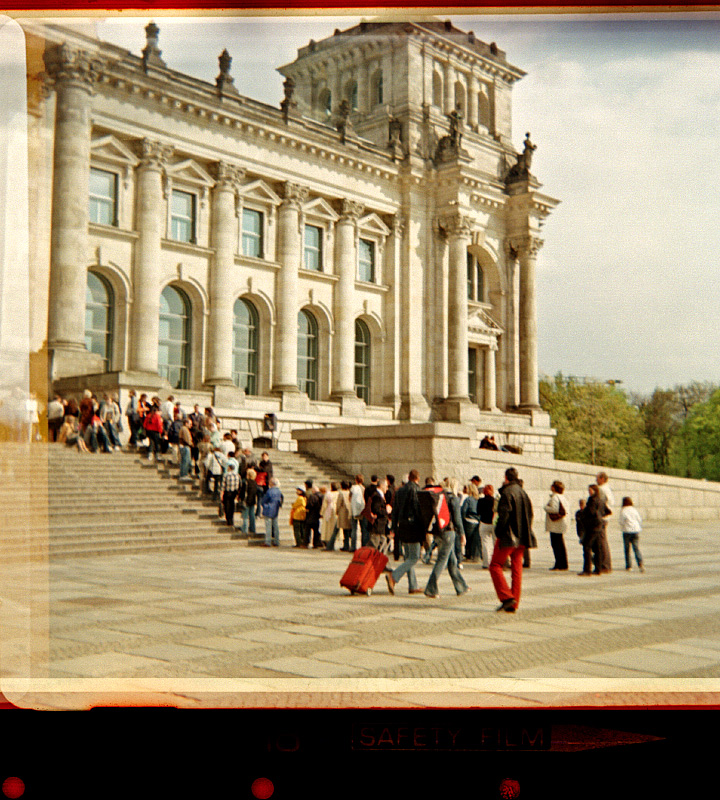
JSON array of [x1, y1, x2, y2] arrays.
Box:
[[340, 546, 389, 596]]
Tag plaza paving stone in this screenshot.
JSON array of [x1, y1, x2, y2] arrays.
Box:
[[5, 519, 720, 707]]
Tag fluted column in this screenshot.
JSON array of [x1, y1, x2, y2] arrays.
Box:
[[332, 199, 364, 400], [445, 213, 473, 400], [44, 44, 104, 376], [130, 138, 173, 375], [273, 182, 308, 393], [504, 241, 521, 408], [513, 234, 543, 409], [206, 162, 244, 387]]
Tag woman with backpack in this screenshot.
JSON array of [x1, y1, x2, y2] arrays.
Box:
[[544, 480, 569, 571]]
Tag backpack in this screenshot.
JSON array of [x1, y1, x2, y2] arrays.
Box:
[[418, 487, 451, 532], [360, 496, 377, 524]]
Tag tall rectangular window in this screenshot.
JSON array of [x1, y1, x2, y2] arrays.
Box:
[[304, 224, 323, 271], [242, 208, 264, 258], [358, 238, 375, 283], [89, 168, 117, 226], [170, 189, 196, 243], [468, 347, 477, 402]]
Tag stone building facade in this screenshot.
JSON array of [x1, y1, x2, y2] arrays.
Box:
[[24, 19, 559, 452]]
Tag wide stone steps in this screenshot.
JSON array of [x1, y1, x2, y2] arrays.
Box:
[[1, 444, 355, 559]]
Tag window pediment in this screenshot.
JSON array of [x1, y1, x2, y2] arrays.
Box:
[[302, 196, 339, 222], [358, 212, 390, 237], [90, 134, 139, 168], [166, 159, 214, 188], [239, 179, 281, 206]]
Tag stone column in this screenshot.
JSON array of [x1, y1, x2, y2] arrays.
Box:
[[444, 61, 455, 115], [332, 199, 364, 413], [438, 213, 479, 422], [468, 73, 479, 130], [504, 240, 521, 408], [44, 44, 104, 379], [514, 234, 543, 409], [484, 343, 499, 411], [273, 182, 308, 399], [206, 161, 244, 389], [446, 213, 472, 401], [130, 138, 173, 375]]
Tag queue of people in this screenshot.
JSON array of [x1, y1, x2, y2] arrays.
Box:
[[48, 392, 645, 604]]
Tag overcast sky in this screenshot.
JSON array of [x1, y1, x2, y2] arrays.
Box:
[[81, 11, 720, 396]]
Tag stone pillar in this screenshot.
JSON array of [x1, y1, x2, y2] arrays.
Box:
[[514, 234, 543, 409], [504, 240, 521, 408], [206, 161, 244, 389], [438, 213, 479, 422], [273, 182, 308, 402], [430, 219, 449, 401], [130, 138, 173, 375], [44, 44, 105, 379], [468, 73, 479, 130], [332, 199, 365, 414], [484, 343, 499, 412], [444, 62, 455, 115]]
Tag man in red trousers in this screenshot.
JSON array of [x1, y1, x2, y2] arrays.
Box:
[[489, 467, 536, 613]]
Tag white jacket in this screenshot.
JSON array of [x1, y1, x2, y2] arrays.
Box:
[[543, 492, 568, 534]]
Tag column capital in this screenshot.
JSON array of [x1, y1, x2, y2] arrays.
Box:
[[391, 212, 406, 238], [279, 181, 310, 209], [507, 234, 544, 258], [436, 212, 474, 239], [43, 43, 104, 92], [134, 138, 174, 170], [337, 198, 364, 223], [212, 161, 245, 191]]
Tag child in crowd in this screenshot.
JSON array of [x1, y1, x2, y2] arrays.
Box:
[[619, 496, 644, 573]]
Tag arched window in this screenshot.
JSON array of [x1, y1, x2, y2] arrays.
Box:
[[232, 298, 259, 395], [478, 90, 490, 129], [467, 252, 484, 302], [297, 310, 318, 400], [159, 285, 190, 389], [454, 81, 466, 115], [319, 88, 332, 116], [354, 319, 371, 404], [345, 79, 358, 110], [432, 71, 443, 109], [371, 69, 383, 106], [85, 271, 113, 372]]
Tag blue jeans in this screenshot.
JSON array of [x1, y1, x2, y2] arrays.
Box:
[[623, 533, 643, 568], [390, 541, 421, 592], [242, 505, 256, 535], [350, 517, 361, 551], [179, 445, 191, 478], [425, 529, 468, 596], [265, 516, 279, 546], [256, 486, 266, 517]]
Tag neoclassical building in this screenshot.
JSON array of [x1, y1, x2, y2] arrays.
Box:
[[24, 18, 559, 452]]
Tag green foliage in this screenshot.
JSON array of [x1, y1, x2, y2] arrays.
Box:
[[540, 374, 651, 470], [676, 388, 720, 481]]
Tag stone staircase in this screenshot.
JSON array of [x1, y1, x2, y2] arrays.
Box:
[[1, 443, 355, 560]]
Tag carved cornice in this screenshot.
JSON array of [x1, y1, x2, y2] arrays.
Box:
[[134, 138, 174, 170], [279, 181, 310, 209], [212, 161, 246, 190], [337, 198, 364, 223], [43, 43, 104, 92]]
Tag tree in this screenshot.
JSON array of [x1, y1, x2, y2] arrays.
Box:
[[633, 389, 681, 474], [540, 374, 651, 470], [676, 387, 720, 481]]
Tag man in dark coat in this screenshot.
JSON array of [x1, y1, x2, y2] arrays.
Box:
[[304, 479, 323, 549], [489, 467, 536, 612], [386, 469, 426, 595]]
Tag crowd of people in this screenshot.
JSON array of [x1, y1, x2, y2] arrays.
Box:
[[49, 389, 645, 609]]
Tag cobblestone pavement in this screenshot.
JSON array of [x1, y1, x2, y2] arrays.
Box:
[[4, 520, 720, 708]]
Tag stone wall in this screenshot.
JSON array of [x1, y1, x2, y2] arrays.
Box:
[[293, 423, 720, 521]]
